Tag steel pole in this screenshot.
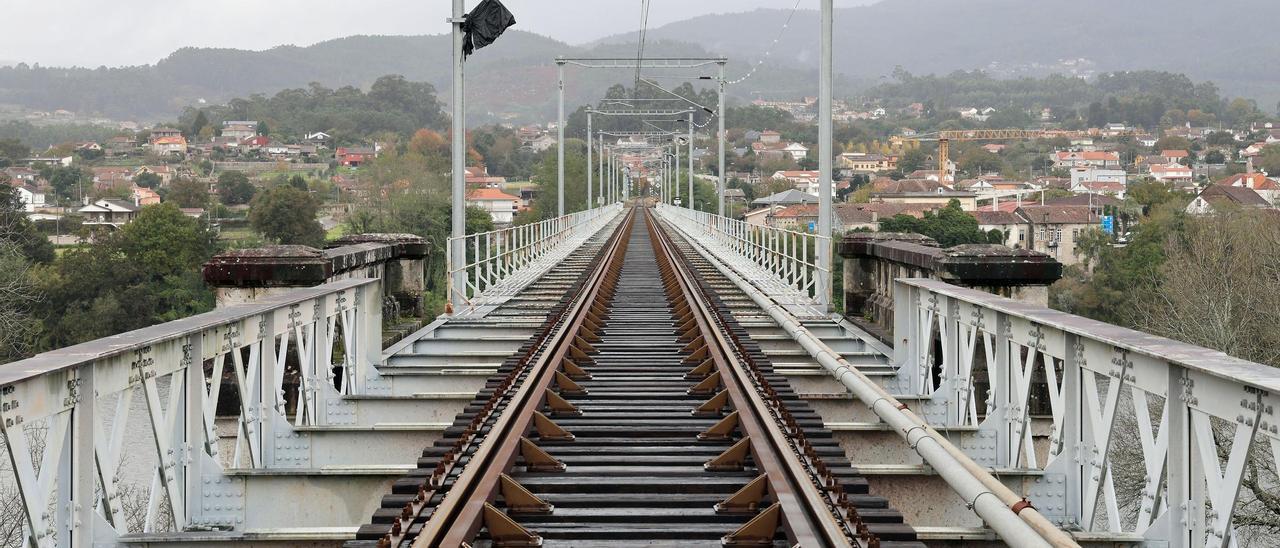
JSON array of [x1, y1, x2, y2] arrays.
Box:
[[688, 118, 694, 209], [674, 142, 681, 207], [448, 0, 466, 312], [817, 0, 834, 310], [586, 111, 593, 209], [599, 134, 605, 205], [717, 61, 726, 217], [665, 154, 675, 204], [556, 60, 565, 216]]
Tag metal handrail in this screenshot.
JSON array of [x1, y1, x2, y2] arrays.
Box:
[[895, 278, 1280, 544], [0, 279, 383, 544], [655, 204, 830, 304], [446, 204, 623, 309]]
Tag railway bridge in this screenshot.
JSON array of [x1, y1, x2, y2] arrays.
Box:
[[3, 203, 1278, 548]]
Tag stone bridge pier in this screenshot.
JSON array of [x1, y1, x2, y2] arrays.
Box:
[[203, 233, 429, 323], [838, 232, 1063, 340]]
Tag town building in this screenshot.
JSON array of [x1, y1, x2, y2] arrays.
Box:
[[836, 152, 897, 174], [1185, 185, 1273, 215], [768, 204, 818, 231], [465, 188, 521, 226], [337, 146, 378, 167], [222, 121, 259, 141], [771, 170, 821, 192], [750, 189, 818, 209], [7, 182, 47, 212], [1215, 172, 1280, 204], [1069, 167, 1127, 188], [1015, 205, 1103, 266], [134, 165, 175, 185], [869, 178, 977, 210], [1148, 163, 1193, 183], [151, 135, 188, 156], [1052, 151, 1121, 169], [150, 127, 183, 140], [833, 202, 936, 233], [972, 210, 1029, 248], [1160, 149, 1189, 164], [78, 199, 140, 227], [465, 166, 507, 188]]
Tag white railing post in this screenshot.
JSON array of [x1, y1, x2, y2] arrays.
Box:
[[182, 332, 205, 531], [71, 365, 95, 547], [1060, 333, 1083, 528], [992, 309, 1013, 468]]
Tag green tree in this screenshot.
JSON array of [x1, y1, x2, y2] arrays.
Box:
[[1255, 145, 1280, 176], [0, 184, 55, 263], [1153, 136, 1192, 152], [167, 177, 209, 208], [116, 203, 218, 275], [48, 166, 87, 200], [135, 171, 163, 189], [0, 138, 29, 166], [37, 204, 218, 349], [878, 199, 1000, 247], [217, 171, 256, 205], [288, 174, 308, 190], [897, 147, 929, 174], [956, 148, 1005, 176], [190, 109, 209, 138], [249, 186, 324, 246], [1125, 179, 1189, 215]]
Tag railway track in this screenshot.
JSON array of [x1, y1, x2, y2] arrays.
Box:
[[349, 207, 923, 547]]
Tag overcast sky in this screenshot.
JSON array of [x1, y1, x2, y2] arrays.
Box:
[[1, 0, 874, 67]]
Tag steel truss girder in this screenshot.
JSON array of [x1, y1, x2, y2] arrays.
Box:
[[557, 57, 726, 70]]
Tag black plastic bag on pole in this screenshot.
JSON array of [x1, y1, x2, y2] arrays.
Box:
[[462, 0, 516, 57]]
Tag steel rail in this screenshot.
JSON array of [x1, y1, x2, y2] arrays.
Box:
[[655, 213, 1070, 547], [401, 207, 867, 547], [645, 211, 855, 547], [409, 209, 638, 547]]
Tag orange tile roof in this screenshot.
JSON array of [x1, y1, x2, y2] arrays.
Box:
[[465, 188, 519, 201]]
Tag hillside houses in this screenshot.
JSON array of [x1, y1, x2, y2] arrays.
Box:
[[836, 152, 897, 174], [751, 131, 809, 162], [221, 121, 259, 140], [1052, 151, 1121, 169]]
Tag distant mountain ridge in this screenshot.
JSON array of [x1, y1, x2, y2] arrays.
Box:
[[1, 0, 1278, 123], [594, 0, 1280, 106]]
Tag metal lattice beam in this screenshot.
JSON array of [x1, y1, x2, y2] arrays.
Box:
[[558, 57, 726, 69]]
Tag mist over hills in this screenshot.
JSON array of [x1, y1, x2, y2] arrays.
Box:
[[598, 0, 1280, 106], [1, 0, 1277, 123]]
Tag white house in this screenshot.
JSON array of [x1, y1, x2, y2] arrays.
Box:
[[11, 184, 46, 212], [465, 188, 521, 226], [783, 142, 809, 161], [1149, 163, 1193, 183], [222, 121, 259, 141], [1069, 167, 1127, 187], [1185, 185, 1272, 215], [78, 199, 140, 227]]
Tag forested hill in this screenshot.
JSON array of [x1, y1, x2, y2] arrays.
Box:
[[594, 0, 1280, 109], [0, 32, 814, 123], [0, 31, 567, 121], [5, 0, 1280, 122]]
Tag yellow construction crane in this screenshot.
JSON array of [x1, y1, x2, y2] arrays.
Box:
[[898, 128, 1141, 181], [901, 129, 1052, 181]]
